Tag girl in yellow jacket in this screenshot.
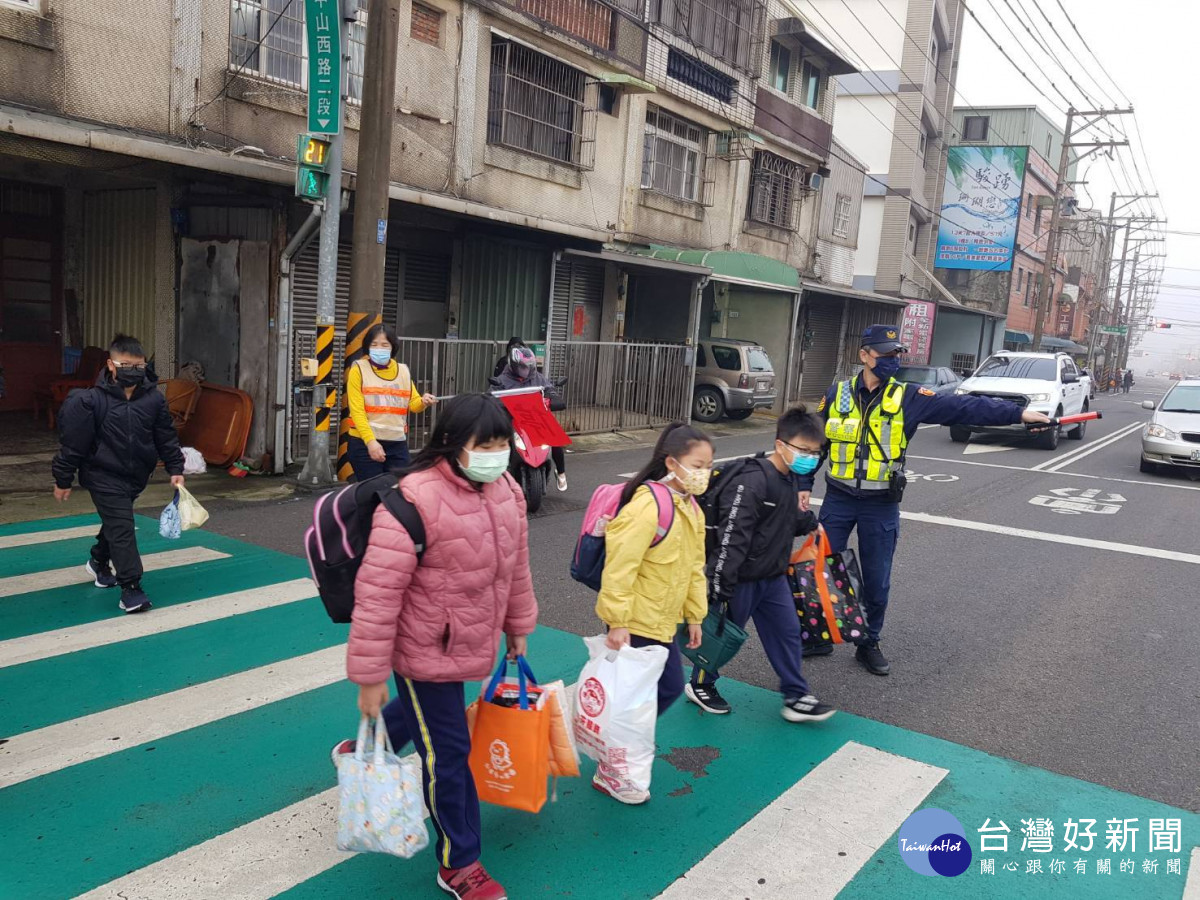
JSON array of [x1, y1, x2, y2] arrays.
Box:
[[594, 422, 712, 803], [346, 324, 437, 479]]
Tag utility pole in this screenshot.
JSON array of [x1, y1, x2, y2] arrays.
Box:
[[340, 0, 403, 482], [1033, 107, 1130, 351], [299, 0, 355, 486]]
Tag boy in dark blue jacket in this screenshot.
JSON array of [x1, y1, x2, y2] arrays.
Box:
[[52, 334, 186, 613]]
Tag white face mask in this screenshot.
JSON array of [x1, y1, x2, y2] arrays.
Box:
[[462, 448, 510, 483]]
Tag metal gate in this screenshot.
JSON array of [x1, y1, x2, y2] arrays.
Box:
[[288, 335, 692, 461]]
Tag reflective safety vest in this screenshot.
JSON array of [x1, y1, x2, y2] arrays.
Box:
[[825, 378, 907, 491], [355, 358, 413, 442]]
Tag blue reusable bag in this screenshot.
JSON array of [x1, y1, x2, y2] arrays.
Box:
[[158, 492, 182, 540], [336, 716, 429, 858]]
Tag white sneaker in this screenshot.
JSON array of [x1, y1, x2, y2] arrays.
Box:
[[592, 771, 649, 805], [556, 473, 568, 492]]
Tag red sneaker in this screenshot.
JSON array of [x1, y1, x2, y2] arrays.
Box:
[[437, 862, 507, 900], [329, 739, 355, 769]]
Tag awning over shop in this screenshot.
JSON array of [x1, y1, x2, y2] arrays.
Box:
[[799, 280, 908, 307], [1040, 337, 1089, 353], [565, 248, 709, 277], [1005, 329, 1033, 344], [631, 245, 800, 292]]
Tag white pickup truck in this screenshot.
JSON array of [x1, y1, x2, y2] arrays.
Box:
[[951, 352, 1090, 450]]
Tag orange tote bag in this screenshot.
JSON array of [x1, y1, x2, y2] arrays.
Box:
[[467, 656, 552, 813]]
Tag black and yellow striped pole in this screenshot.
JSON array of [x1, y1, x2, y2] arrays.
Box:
[[337, 311, 382, 481], [313, 324, 336, 434]]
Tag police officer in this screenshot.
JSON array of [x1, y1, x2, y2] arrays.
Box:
[[796, 325, 1052, 676]]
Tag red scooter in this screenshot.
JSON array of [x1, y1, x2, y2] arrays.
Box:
[[487, 379, 570, 514]]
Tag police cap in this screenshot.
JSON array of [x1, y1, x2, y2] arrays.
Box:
[[861, 324, 907, 353]]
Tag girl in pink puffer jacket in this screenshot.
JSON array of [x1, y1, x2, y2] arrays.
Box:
[[337, 393, 537, 900]]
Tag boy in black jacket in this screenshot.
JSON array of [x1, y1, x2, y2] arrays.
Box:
[[686, 406, 836, 723], [52, 334, 186, 613]]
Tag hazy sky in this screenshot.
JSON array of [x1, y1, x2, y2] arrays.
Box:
[[954, 0, 1200, 365]]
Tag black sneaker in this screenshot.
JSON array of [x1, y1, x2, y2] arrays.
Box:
[[781, 694, 836, 723], [685, 683, 731, 715], [802, 641, 834, 658], [118, 584, 153, 614], [855, 640, 890, 676], [85, 559, 119, 588]]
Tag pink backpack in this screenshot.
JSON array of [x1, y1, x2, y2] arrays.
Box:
[[570, 481, 676, 590]]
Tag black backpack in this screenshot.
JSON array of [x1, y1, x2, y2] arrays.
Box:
[[697, 454, 765, 557], [304, 472, 427, 623]]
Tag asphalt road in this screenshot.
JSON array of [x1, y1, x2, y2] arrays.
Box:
[[200, 376, 1200, 813]]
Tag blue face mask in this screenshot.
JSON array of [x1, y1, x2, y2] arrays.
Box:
[[786, 447, 821, 476], [368, 348, 392, 366], [873, 355, 901, 380]]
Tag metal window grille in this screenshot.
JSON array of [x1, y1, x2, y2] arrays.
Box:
[[641, 106, 713, 205], [487, 38, 597, 168], [951, 352, 976, 374], [747, 151, 800, 229], [652, 0, 765, 74], [229, 0, 368, 103], [832, 193, 851, 238]]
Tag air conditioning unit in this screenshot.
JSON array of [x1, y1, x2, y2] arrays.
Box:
[[803, 171, 823, 191]]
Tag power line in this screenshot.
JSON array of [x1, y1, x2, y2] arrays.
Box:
[[1018, 0, 1120, 110], [1052, 0, 1132, 106]]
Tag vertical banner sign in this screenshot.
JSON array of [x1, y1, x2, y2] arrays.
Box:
[[899, 300, 937, 366], [305, 0, 342, 134], [935, 146, 1027, 271]]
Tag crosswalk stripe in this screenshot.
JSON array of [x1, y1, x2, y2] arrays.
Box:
[[0, 578, 316, 669], [0, 524, 101, 550], [1184, 847, 1200, 900], [76, 788, 347, 900], [0, 645, 343, 789], [0, 547, 229, 598], [655, 741, 947, 899]]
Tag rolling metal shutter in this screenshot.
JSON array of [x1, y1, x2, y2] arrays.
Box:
[[548, 257, 604, 374], [291, 241, 401, 330], [797, 295, 843, 399]]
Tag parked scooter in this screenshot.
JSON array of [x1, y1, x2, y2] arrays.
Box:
[[487, 377, 568, 514]]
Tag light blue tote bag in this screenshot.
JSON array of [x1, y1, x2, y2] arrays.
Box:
[[336, 716, 429, 858]]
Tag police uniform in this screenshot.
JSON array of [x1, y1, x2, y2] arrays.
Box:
[[798, 325, 1027, 675]]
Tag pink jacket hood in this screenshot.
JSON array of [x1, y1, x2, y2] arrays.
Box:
[[347, 459, 538, 684]]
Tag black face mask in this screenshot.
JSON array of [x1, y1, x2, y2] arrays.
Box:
[[114, 366, 146, 387]]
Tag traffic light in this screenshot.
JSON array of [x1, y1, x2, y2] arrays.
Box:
[[1156, 322, 1172, 329], [295, 134, 332, 200]]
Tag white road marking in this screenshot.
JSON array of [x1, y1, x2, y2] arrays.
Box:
[[904, 454, 1200, 493], [810, 497, 1200, 562], [0, 578, 316, 669], [916, 423, 940, 430], [962, 442, 1013, 455], [1029, 422, 1143, 472], [0, 645, 344, 788], [619, 452, 768, 480], [1029, 487, 1127, 516], [0, 523, 102, 550], [0, 547, 229, 598], [1183, 846, 1200, 900], [76, 789, 348, 900], [899, 510, 1200, 566], [655, 741, 947, 900], [1042, 421, 1145, 473]]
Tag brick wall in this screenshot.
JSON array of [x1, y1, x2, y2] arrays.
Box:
[[517, 0, 612, 49], [410, 2, 442, 46]]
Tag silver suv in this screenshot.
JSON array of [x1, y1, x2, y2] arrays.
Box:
[[692, 339, 777, 423]]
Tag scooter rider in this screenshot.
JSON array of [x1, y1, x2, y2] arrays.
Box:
[[490, 347, 569, 491]]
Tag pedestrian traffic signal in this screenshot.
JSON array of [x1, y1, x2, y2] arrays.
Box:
[[295, 133, 331, 201]]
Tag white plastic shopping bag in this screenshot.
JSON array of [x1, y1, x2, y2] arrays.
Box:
[[181, 447, 207, 475], [176, 485, 209, 531], [336, 716, 429, 858], [572, 635, 668, 795]]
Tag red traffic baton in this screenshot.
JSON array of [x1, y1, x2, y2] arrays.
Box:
[[1026, 410, 1102, 430]]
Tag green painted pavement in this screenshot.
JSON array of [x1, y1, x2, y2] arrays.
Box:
[[0, 629, 581, 899], [0, 598, 330, 734], [0, 523, 309, 643], [0, 529, 187, 580], [0, 514, 101, 537]]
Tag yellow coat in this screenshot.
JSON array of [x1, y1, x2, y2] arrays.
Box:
[[596, 484, 708, 642]]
